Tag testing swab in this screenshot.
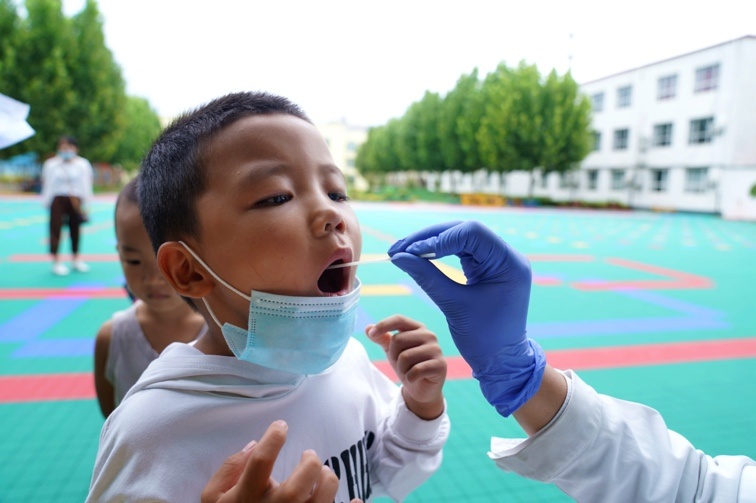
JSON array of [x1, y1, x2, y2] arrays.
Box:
[[326, 253, 436, 269]]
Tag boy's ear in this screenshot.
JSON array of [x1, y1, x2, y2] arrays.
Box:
[[157, 242, 214, 299]]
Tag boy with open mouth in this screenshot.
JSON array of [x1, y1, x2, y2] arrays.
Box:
[[87, 92, 449, 503]]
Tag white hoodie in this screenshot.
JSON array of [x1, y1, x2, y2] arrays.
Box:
[[87, 338, 449, 503]]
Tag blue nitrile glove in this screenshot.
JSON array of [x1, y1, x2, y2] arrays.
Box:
[[388, 220, 546, 417]]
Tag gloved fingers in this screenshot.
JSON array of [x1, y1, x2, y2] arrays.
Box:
[[407, 220, 505, 263], [388, 221, 464, 256], [390, 252, 461, 303]]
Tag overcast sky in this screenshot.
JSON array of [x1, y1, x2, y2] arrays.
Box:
[[64, 0, 755, 126]]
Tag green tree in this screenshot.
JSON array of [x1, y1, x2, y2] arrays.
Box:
[[69, 0, 126, 162], [414, 91, 444, 173], [439, 69, 483, 173], [4, 0, 76, 157], [111, 96, 162, 172], [478, 62, 592, 196], [0, 0, 20, 89], [539, 70, 592, 179]]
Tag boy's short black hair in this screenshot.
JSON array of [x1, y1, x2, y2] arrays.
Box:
[[114, 177, 139, 231], [138, 91, 311, 252]]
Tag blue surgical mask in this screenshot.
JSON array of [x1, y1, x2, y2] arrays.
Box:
[[180, 242, 359, 375], [58, 151, 75, 161]]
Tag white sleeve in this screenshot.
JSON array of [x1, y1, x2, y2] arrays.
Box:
[[355, 350, 450, 502], [489, 370, 756, 503], [371, 394, 449, 501], [81, 158, 94, 208], [40, 160, 53, 208]]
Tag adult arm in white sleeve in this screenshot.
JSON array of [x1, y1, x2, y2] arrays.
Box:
[[490, 370, 756, 503]]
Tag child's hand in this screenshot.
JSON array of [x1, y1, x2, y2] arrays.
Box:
[[202, 420, 361, 503], [367, 315, 446, 420]]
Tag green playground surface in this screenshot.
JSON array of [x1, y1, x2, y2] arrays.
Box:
[[0, 194, 754, 502]]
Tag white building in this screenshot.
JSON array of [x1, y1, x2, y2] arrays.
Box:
[[432, 36, 756, 220], [574, 35, 756, 219], [317, 120, 369, 191]]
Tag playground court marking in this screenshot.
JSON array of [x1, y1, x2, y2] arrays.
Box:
[[2, 337, 754, 404]]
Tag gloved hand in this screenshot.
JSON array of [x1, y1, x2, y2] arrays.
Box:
[[388, 220, 545, 417]]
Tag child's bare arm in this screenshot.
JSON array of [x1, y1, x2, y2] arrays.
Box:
[[201, 420, 361, 503], [366, 315, 446, 420], [93, 321, 115, 418]]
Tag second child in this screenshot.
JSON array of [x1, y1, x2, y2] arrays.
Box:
[[93, 178, 207, 417]]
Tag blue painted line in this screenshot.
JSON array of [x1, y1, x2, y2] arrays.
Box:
[[615, 289, 725, 318], [0, 299, 86, 342], [528, 316, 729, 339], [12, 338, 93, 358]]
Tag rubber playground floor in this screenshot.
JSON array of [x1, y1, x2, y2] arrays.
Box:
[[1, 194, 755, 502]]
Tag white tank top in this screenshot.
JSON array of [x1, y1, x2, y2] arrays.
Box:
[[104, 302, 206, 406]]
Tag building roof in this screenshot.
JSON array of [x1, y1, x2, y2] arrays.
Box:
[[581, 35, 756, 85]]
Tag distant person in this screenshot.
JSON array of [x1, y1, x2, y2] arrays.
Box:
[[86, 92, 449, 502], [388, 220, 756, 502], [93, 178, 207, 418], [40, 135, 93, 275]]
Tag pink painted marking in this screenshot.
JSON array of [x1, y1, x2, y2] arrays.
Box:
[[571, 257, 713, 291], [0, 373, 94, 403], [0, 287, 127, 300], [527, 254, 594, 262], [8, 253, 119, 262], [2, 338, 753, 403]]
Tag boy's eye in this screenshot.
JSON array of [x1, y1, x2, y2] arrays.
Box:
[[125, 259, 141, 266], [255, 194, 292, 207], [329, 192, 349, 202]]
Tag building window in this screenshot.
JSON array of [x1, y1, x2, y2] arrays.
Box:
[[346, 158, 355, 167], [650, 169, 669, 192], [695, 64, 719, 92], [611, 170, 625, 190], [560, 172, 577, 189], [685, 167, 709, 193], [613, 129, 629, 150], [592, 131, 601, 151], [539, 172, 549, 189], [347, 142, 358, 151], [657, 74, 677, 100], [653, 123, 674, 147], [617, 86, 632, 108], [591, 92, 604, 112], [586, 169, 598, 190], [689, 117, 714, 144]]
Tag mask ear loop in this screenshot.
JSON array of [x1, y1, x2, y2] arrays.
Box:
[[178, 241, 252, 329]]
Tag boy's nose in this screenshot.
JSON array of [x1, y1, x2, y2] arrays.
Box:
[[311, 203, 345, 237]]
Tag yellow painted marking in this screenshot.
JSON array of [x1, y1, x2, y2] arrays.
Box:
[[362, 284, 412, 296]]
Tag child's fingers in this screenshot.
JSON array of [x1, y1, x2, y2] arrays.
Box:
[[365, 324, 391, 352], [392, 342, 444, 379], [277, 449, 327, 502], [368, 315, 424, 337], [403, 357, 448, 386], [200, 443, 255, 502], [308, 465, 340, 503], [235, 420, 288, 497]]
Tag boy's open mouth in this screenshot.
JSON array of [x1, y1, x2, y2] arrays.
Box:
[[317, 260, 349, 295]]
